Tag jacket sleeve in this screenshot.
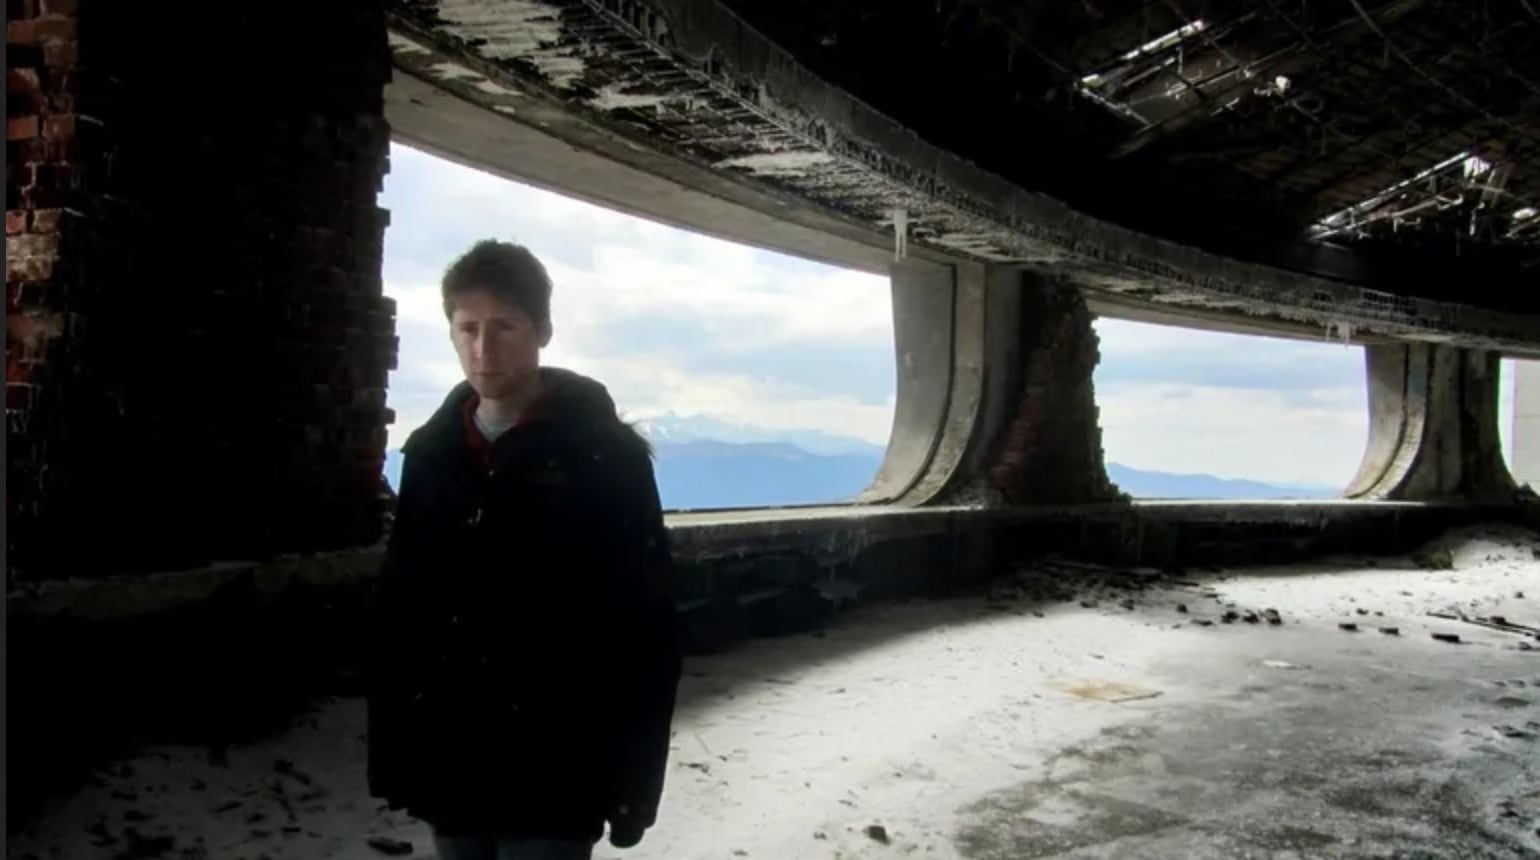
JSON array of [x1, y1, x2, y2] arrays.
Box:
[[365, 451, 424, 803], [602, 431, 683, 831]]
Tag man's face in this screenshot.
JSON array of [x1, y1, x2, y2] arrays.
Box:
[[449, 288, 550, 400]]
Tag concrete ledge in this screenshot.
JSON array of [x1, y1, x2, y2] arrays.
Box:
[[8, 499, 1515, 622]]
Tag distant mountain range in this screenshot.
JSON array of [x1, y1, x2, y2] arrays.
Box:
[[382, 415, 1338, 508]]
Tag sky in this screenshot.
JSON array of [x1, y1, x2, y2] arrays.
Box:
[[379, 141, 1520, 489]]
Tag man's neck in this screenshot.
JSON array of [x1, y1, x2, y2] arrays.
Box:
[[475, 373, 543, 427]]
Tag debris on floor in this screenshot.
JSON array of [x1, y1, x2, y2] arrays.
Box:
[[11, 524, 1540, 860], [1047, 679, 1162, 703], [366, 835, 413, 856]]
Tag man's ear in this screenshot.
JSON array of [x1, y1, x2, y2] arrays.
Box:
[[538, 319, 554, 348]]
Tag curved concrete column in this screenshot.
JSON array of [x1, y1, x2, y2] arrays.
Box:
[[886, 263, 992, 504], [858, 259, 958, 502], [924, 270, 1122, 506], [1346, 344, 1516, 501]]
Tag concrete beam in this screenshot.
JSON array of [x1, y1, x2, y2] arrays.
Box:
[[1347, 345, 1517, 501], [383, 70, 930, 277]]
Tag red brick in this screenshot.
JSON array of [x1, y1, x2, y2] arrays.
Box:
[[15, 138, 65, 162], [7, 356, 34, 383], [7, 67, 40, 94], [7, 115, 39, 140], [42, 90, 74, 114], [6, 19, 39, 44], [41, 113, 73, 140], [7, 231, 59, 267], [7, 254, 52, 282], [29, 207, 59, 233], [42, 40, 76, 67], [11, 17, 73, 43], [6, 381, 34, 412], [6, 210, 25, 235]]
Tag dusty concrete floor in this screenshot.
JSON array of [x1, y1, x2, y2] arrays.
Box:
[[11, 526, 1540, 860]]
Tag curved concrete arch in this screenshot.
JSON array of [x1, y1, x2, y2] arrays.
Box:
[[856, 260, 958, 503], [887, 263, 992, 505], [1346, 344, 1516, 501], [856, 259, 995, 506]]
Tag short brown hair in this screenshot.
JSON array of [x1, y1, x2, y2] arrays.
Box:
[[441, 239, 553, 325]]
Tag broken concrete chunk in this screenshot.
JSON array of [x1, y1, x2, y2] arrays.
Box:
[[366, 836, 414, 856], [1413, 548, 1455, 570], [1263, 608, 1282, 625]]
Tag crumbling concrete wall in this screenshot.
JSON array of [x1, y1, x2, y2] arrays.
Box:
[[4, 2, 398, 581], [981, 274, 1124, 505]]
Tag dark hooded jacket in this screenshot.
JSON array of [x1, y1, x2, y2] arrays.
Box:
[[365, 367, 681, 844]]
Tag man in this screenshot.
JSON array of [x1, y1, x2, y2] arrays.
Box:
[[366, 239, 682, 860]]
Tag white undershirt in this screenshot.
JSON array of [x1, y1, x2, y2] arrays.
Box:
[[473, 409, 516, 443]]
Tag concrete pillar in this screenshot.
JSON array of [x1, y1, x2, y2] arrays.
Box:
[[858, 259, 957, 502], [951, 271, 1123, 506], [5, 3, 396, 581], [1508, 360, 1540, 489], [1346, 344, 1515, 501]]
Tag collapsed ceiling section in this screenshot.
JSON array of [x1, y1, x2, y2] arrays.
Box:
[[714, 0, 1540, 270], [385, 0, 1540, 351], [1060, 3, 1540, 255]]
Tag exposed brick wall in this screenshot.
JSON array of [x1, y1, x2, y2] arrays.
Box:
[[6, 0, 81, 583], [987, 275, 1124, 505], [6, 1, 397, 581]]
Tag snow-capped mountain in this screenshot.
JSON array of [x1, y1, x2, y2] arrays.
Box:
[[629, 412, 886, 457], [382, 413, 1337, 508]]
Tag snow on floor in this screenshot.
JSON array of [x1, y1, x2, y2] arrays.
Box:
[[11, 525, 1540, 860]]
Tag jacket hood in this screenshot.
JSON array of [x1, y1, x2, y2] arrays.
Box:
[[404, 366, 630, 456]]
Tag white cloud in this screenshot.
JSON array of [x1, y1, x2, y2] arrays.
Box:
[[1097, 382, 1367, 486], [380, 144, 895, 451], [382, 142, 1386, 490]]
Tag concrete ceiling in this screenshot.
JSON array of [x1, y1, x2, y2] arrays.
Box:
[[383, 0, 1540, 355]]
